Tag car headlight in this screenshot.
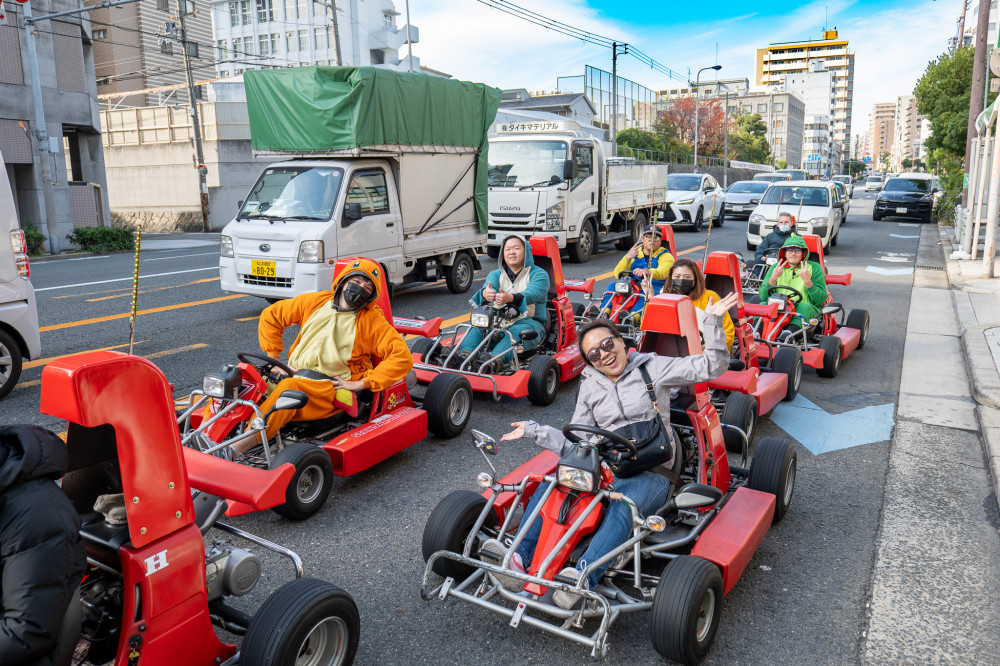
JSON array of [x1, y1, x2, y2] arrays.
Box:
[[220, 235, 234, 258], [676, 198, 695, 205], [297, 240, 324, 263], [750, 213, 764, 224], [545, 203, 563, 231], [557, 465, 597, 492], [470, 312, 490, 327], [808, 217, 829, 226]]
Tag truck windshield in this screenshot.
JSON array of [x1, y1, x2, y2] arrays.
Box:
[[488, 140, 568, 187], [667, 174, 702, 191], [760, 186, 829, 207], [237, 166, 344, 221]]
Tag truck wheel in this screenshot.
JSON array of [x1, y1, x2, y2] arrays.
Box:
[[691, 208, 704, 232], [617, 212, 646, 250], [650, 556, 723, 665], [748, 437, 797, 522], [486, 246, 500, 259], [445, 252, 475, 294], [527, 355, 559, 406], [771, 346, 803, 401], [242, 578, 359, 666], [422, 490, 497, 580], [425, 373, 472, 438], [0, 330, 24, 401], [816, 335, 843, 378], [720, 392, 756, 455], [270, 443, 334, 521], [568, 220, 595, 263], [845, 309, 870, 349]]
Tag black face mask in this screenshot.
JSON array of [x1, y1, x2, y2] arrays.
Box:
[[672, 278, 695, 295], [342, 282, 372, 309]]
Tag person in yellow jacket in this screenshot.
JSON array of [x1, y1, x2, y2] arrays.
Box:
[[597, 224, 674, 317], [231, 258, 412, 454], [663, 258, 736, 350]]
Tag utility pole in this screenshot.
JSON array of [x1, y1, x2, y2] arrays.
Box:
[[611, 43, 626, 157], [404, 0, 413, 72], [177, 0, 210, 232], [723, 90, 729, 187], [958, 0, 969, 50], [965, 0, 991, 206]]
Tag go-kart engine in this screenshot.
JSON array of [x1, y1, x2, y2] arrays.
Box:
[[205, 545, 261, 601]]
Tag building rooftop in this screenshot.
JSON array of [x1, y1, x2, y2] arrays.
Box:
[[499, 93, 591, 109]]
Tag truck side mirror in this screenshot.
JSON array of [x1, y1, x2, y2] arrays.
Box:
[[345, 202, 363, 221], [564, 159, 577, 181]]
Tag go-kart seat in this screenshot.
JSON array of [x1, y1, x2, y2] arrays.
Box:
[[287, 389, 374, 436]]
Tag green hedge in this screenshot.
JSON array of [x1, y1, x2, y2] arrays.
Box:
[[66, 226, 135, 253], [21, 220, 46, 255]]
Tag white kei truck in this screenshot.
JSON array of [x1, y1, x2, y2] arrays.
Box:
[[219, 66, 500, 301], [486, 120, 670, 263]]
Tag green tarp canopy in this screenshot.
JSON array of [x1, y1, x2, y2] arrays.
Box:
[[244, 66, 501, 231]]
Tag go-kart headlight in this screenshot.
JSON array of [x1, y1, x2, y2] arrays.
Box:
[[614, 279, 632, 294], [297, 240, 324, 263], [557, 465, 598, 493], [545, 203, 563, 230], [203, 365, 241, 399], [767, 295, 786, 311], [470, 312, 490, 327], [765, 257, 778, 265], [676, 198, 695, 206], [220, 235, 234, 258]]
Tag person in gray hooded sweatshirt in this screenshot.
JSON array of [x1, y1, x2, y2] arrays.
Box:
[[481, 291, 736, 609]]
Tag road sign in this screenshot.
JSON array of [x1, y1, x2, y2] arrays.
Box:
[[990, 49, 1000, 76], [991, 79, 1000, 94], [863, 156, 871, 163], [807, 154, 822, 162]]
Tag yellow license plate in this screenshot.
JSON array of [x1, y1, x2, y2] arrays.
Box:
[[251, 260, 276, 278]]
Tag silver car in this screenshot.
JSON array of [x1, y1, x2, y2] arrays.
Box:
[[724, 180, 770, 220]]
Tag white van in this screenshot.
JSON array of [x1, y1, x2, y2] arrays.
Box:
[[0, 149, 41, 400]]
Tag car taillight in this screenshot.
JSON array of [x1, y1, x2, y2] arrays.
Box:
[[9, 230, 29, 278]]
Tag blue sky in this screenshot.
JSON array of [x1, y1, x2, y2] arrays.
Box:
[[408, 0, 961, 138]]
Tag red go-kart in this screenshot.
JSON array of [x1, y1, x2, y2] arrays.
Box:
[[410, 235, 593, 406], [420, 294, 797, 664], [176, 256, 473, 521], [41, 351, 360, 666], [748, 234, 870, 379]]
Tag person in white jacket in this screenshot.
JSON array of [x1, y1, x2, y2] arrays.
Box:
[[481, 292, 737, 609]]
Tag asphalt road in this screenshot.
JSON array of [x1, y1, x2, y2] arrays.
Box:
[[4, 190, 924, 665]]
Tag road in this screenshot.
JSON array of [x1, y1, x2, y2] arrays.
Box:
[[5, 192, 930, 664]]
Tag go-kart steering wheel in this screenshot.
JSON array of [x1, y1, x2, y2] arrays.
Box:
[[562, 424, 638, 460], [769, 284, 805, 305], [236, 351, 296, 378]]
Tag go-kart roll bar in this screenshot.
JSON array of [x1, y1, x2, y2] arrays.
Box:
[[414, 362, 502, 401], [442, 323, 523, 374], [214, 521, 304, 578], [177, 391, 274, 465]]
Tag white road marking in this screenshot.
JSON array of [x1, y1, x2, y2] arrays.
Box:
[[898, 223, 919, 227], [878, 257, 911, 263], [35, 267, 217, 292], [142, 251, 219, 262], [889, 234, 920, 239], [33, 255, 111, 263], [866, 265, 914, 276]]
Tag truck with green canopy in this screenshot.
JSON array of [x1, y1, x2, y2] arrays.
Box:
[[219, 66, 500, 300]]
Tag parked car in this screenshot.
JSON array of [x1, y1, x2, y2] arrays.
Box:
[[863, 175, 884, 191], [774, 169, 808, 181], [831, 181, 850, 218], [832, 175, 854, 197], [724, 180, 770, 220], [753, 173, 792, 183], [873, 175, 938, 223], [747, 181, 843, 251], [661, 173, 726, 231]]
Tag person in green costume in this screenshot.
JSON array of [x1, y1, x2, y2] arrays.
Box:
[[758, 234, 827, 333]]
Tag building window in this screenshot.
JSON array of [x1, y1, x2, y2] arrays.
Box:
[[240, 0, 250, 26], [229, 2, 239, 27], [216, 39, 228, 60], [757, 104, 767, 113], [298, 29, 308, 51], [773, 102, 784, 112], [286, 32, 295, 52], [370, 49, 384, 65], [257, 0, 274, 22], [93, 29, 108, 39], [296, 0, 307, 19], [314, 26, 327, 50], [774, 119, 783, 128], [384, 13, 393, 26]]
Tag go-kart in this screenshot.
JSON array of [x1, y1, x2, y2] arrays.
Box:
[[701, 251, 803, 455], [748, 234, 870, 379], [419, 294, 797, 664], [176, 256, 473, 521], [41, 351, 360, 666], [740, 247, 779, 296], [411, 235, 591, 406]]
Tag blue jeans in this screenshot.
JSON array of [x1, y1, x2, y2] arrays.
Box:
[[513, 472, 671, 589], [457, 318, 545, 363]]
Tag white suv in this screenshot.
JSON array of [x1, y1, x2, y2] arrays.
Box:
[[746, 181, 844, 251], [661, 173, 726, 232]]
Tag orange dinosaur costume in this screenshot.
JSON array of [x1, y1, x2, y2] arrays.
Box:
[[256, 258, 412, 438]]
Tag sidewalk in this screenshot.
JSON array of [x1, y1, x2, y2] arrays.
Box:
[[31, 232, 219, 262]]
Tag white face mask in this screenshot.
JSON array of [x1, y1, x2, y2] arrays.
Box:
[[777, 223, 791, 233]]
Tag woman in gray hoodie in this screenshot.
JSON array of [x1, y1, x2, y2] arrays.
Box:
[[482, 292, 736, 609]]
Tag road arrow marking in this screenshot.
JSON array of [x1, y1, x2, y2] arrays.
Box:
[[770, 394, 895, 455], [877, 256, 911, 263], [898, 223, 919, 227], [866, 265, 914, 276], [889, 234, 920, 239]]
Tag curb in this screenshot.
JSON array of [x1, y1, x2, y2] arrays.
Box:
[[30, 251, 100, 262], [962, 325, 1000, 409]]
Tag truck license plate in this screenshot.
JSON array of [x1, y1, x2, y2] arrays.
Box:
[[896, 207, 907, 214], [251, 260, 276, 277]]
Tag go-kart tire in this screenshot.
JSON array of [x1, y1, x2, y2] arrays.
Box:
[[242, 577, 360, 666], [573, 302, 587, 317], [720, 392, 756, 454], [425, 373, 473, 438], [816, 335, 843, 378], [691, 208, 704, 232], [422, 490, 497, 580], [650, 555, 723, 665], [746, 294, 762, 305], [846, 309, 870, 349], [568, 220, 595, 263], [445, 252, 475, 294], [487, 246, 500, 259], [771, 346, 803, 401], [748, 436, 797, 522], [410, 337, 435, 361], [270, 443, 334, 521], [0, 329, 23, 402], [618, 212, 646, 250], [527, 355, 560, 406]]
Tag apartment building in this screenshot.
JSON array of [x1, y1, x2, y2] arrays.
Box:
[[870, 102, 895, 169], [891, 95, 926, 170], [726, 92, 805, 168]]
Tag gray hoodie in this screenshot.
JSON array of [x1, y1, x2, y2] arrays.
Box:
[[523, 313, 729, 468]]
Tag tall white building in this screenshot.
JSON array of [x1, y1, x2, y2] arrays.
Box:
[[891, 95, 925, 170], [782, 61, 842, 173], [209, 0, 419, 77]]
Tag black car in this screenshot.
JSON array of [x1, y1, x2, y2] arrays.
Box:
[[873, 177, 937, 223], [724, 180, 770, 220]]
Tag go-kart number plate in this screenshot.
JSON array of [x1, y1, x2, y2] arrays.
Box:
[[896, 207, 907, 214], [251, 260, 276, 278]]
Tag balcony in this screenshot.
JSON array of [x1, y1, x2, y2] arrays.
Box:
[[368, 23, 419, 52]]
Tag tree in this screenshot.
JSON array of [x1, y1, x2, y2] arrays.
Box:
[[902, 158, 913, 169], [660, 97, 726, 158], [727, 112, 771, 165], [615, 128, 665, 159], [777, 160, 788, 169], [652, 114, 692, 157], [913, 46, 993, 161], [879, 151, 890, 170]]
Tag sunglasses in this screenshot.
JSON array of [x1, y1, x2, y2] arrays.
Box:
[[585, 335, 618, 364]]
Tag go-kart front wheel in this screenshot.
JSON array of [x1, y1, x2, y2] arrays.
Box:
[[816, 335, 843, 378], [748, 436, 797, 522], [422, 490, 497, 580], [771, 346, 803, 401], [650, 556, 723, 665], [845, 309, 870, 349], [720, 392, 756, 455], [425, 373, 472, 438], [241, 577, 359, 666], [527, 355, 560, 406], [270, 443, 334, 521]]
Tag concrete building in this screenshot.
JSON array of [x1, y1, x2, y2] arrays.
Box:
[[725, 92, 805, 169], [209, 0, 418, 77], [0, 0, 110, 249], [658, 78, 750, 101], [916, 117, 932, 163], [870, 102, 895, 170], [891, 95, 926, 170], [89, 0, 214, 108], [801, 115, 832, 177], [499, 90, 596, 125], [755, 29, 855, 171], [781, 61, 844, 172]]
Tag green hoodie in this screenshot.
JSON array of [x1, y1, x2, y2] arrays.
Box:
[[758, 235, 827, 315]]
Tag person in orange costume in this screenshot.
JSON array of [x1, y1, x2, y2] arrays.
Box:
[[231, 258, 412, 454]]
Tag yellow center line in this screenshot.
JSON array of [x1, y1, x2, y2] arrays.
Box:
[[236, 316, 258, 322], [40, 294, 248, 332], [146, 343, 207, 359], [23, 340, 149, 369]]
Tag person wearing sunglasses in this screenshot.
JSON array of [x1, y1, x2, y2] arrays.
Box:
[[757, 234, 827, 336], [484, 295, 735, 609]]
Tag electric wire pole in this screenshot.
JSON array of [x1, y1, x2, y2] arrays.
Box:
[[177, 0, 210, 232]]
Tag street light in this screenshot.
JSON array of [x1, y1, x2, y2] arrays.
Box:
[[693, 65, 721, 170]]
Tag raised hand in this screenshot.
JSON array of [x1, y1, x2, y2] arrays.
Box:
[[800, 267, 813, 287], [625, 242, 641, 260], [704, 292, 738, 317], [768, 259, 787, 286], [501, 422, 528, 441], [482, 284, 497, 302]]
